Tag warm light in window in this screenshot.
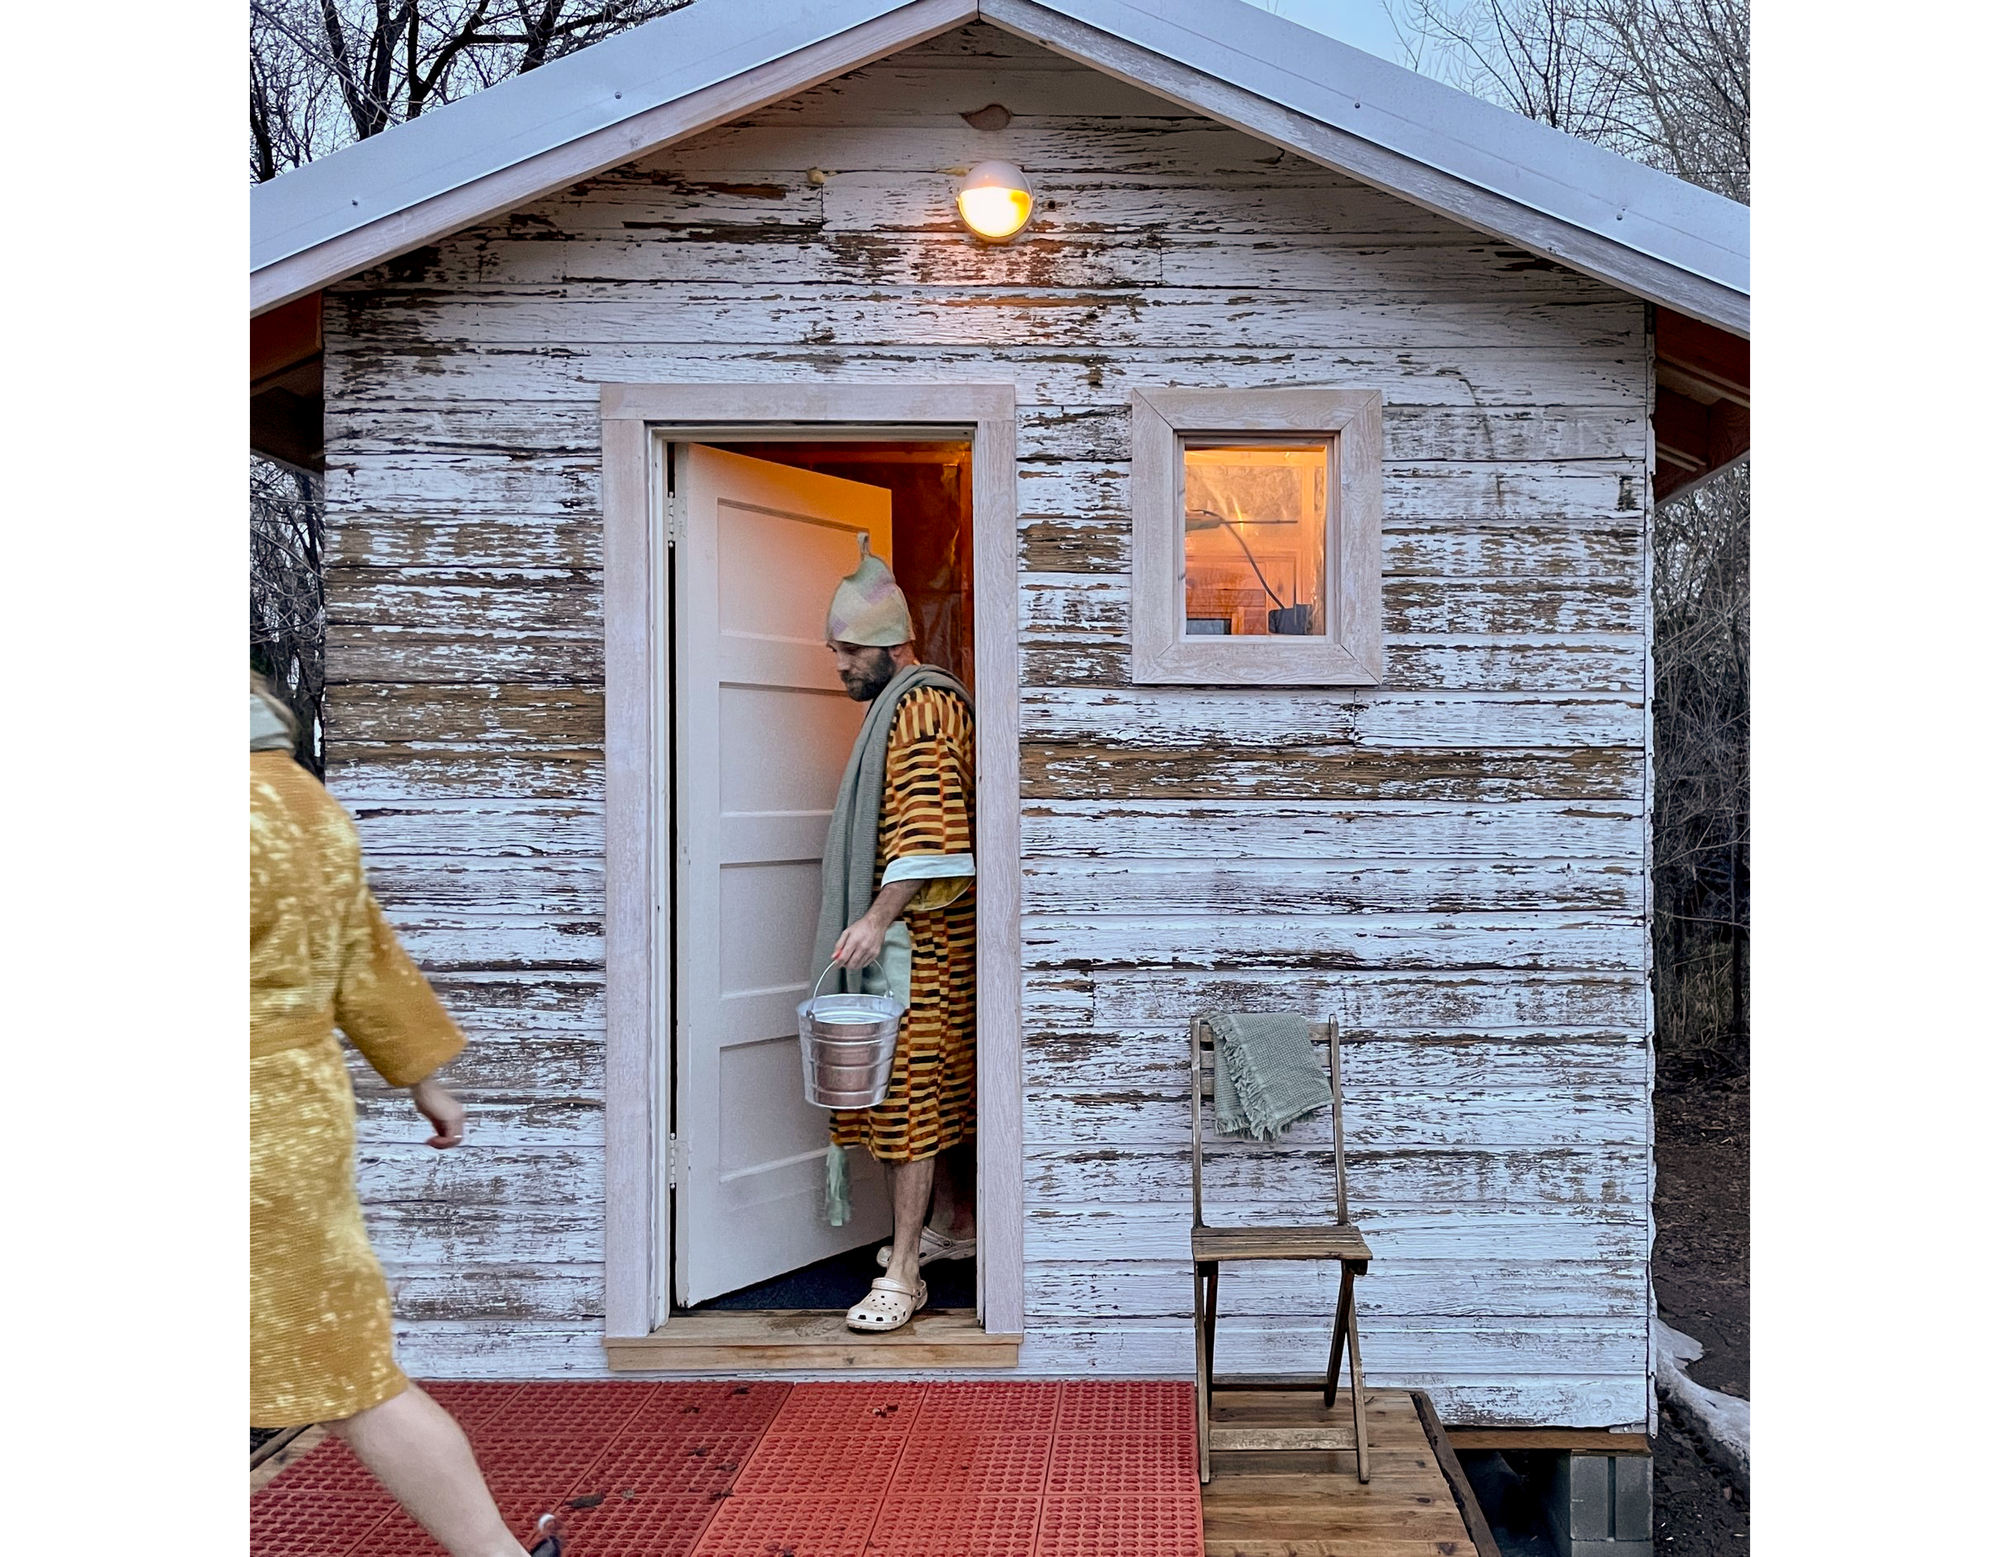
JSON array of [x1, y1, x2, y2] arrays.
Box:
[[956, 160, 1035, 241], [1183, 442, 1330, 638]]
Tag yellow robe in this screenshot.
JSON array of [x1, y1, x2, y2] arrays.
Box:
[[250, 750, 464, 1426]]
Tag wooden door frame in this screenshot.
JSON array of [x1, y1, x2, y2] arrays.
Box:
[[599, 382, 1022, 1355]]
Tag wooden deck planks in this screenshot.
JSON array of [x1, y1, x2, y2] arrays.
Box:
[[1203, 1390, 1499, 1557]]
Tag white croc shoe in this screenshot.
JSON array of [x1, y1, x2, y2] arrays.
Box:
[[876, 1225, 976, 1269], [846, 1274, 928, 1333]]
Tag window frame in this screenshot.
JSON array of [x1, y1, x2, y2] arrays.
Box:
[[1130, 386, 1383, 686]]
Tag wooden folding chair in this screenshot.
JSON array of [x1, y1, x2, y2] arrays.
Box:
[[1191, 1016, 1373, 1484]]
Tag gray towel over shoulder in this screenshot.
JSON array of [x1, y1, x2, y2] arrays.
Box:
[[812, 663, 973, 995], [1208, 1013, 1333, 1141]]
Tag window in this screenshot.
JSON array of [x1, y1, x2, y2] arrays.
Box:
[[1130, 387, 1382, 685]]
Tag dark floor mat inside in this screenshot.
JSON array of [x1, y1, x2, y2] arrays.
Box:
[[683, 1243, 975, 1312]]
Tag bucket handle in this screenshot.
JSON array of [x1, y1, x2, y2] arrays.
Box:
[[809, 958, 883, 1001]]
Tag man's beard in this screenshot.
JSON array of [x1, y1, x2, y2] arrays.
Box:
[[840, 647, 898, 702]]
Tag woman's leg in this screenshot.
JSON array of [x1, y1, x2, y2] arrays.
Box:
[[327, 1385, 533, 1557]]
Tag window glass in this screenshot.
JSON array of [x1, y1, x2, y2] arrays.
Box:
[[1182, 441, 1329, 637]]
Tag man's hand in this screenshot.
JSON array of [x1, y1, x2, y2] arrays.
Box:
[[410, 1076, 466, 1149], [832, 911, 888, 972], [831, 880, 924, 971]]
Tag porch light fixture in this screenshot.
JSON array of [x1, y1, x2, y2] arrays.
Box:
[[956, 160, 1035, 241]]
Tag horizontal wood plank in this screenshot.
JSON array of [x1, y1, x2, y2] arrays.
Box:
[[1026, 1144, 1647, 1209], [1023, 799, 1643, 859], [328, 342, 1648, 410]]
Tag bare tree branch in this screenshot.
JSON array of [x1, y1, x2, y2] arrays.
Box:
[[250, 0, 691, 171]]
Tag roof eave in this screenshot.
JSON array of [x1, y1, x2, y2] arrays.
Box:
[[983, 0, 1747, 334], [250, 0, 1748, 336], [251, 0, 977, 315]]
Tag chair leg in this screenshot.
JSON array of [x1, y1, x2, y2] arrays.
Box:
[[1203, 1265, 1220, 1377], [1192, 1264, 1208, 1480], [1345, 1267, 1370, 1484], [1324, 1266, 1353, 1409], [1193, 1262, 1215, 1484]]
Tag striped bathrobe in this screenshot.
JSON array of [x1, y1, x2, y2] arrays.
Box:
[[829, 685, 977, 1163]]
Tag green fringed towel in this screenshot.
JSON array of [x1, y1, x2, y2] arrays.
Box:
[[1208, 1013, 1332, 1141], [825, 1141, 852, 1227]]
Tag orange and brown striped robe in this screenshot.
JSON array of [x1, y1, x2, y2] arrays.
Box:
[[830, 685, 977, 1163]]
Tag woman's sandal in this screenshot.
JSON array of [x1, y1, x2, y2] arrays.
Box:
[[876, 1225, 976, 1269], [846, 1273, 928, 1333]]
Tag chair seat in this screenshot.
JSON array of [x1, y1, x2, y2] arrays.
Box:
[[1192, 1223, 1372, 1264]]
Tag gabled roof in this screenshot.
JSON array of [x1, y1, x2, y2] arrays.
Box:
[[250, 0, 1748, 335]]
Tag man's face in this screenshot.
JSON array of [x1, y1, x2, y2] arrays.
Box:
[[830, 641, 897, 702]]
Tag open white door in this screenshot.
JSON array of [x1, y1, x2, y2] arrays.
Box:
[[673, 444, 897, 1306]]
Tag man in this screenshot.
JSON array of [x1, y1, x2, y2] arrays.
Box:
[[813, 535, 978, 1334]]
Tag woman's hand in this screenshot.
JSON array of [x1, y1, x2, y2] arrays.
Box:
[[410, 1076, 466, 1149]]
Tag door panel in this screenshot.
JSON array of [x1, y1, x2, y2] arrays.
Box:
[[717, 687, 867, 812], [674, 444, 896, 1306], [718, 862, 823, 991]]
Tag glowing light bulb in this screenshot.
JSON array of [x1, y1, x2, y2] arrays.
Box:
[[955, 160, 1035, 242]]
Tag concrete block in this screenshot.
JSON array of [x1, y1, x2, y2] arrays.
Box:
[[1611, 1454, 1652, 1539], [1544, 1453, 1652, 1557], [1544, 1453, 1609, 1551]]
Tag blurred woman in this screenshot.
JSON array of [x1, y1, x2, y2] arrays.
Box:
[[250, 677, 558, 1557]]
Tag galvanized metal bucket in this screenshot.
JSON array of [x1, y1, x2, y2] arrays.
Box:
[[797, 961, 904, 1109]]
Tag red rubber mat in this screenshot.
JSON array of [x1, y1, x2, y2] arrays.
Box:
[[1043, 1434, 1199, 1495], [249, 1486, 397, 1555], [624, 1381, 790, 1433], [1052, 1380, 1197, 1438], [763, 1380, 926, 1436], [914, 1381, 1064, 1433], [889, 1432, 1054, 1494], [1035, 1494, 1208, 1557], [691, 1494, 881, 1557], [866, 1494, 1046, 1556], [733, 1428, 913, 1491], [251, 1380, 1203, 1557]]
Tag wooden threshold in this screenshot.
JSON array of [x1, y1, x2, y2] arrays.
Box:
[[602, 1308, 1020, 1371], [1446, 1426, 1651, 1455]]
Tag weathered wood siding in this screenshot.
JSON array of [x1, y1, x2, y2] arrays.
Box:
[[324, 23, 1652, 1426]]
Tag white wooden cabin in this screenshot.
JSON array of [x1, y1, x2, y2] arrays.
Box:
[[249, 0, 1751, 1431]]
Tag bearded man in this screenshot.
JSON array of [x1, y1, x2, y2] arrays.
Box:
[[813, 535, 977, 1334]]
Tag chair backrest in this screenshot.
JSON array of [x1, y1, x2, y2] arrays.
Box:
[[1189, 1017, 1349, 1228]]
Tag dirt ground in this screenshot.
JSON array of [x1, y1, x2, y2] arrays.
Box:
[[1651, 1070, 1750, 1550]]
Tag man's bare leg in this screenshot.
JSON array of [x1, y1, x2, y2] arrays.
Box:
[[928, 1142, 977, 1241], [328, 1385, 534, 1557], [882, 1155, 938, 1294]]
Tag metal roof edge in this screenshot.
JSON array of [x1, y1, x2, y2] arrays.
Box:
[[998, 0, 1747, 297], [252, 0, 939, 273], [249, 0, 1746, 322]]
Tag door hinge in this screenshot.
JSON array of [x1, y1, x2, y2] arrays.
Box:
[[665, 491, 686, 546], [666, 1133, 683, 1187]]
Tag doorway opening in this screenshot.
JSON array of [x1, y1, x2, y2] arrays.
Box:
[[665, 435, 980, 1328]]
